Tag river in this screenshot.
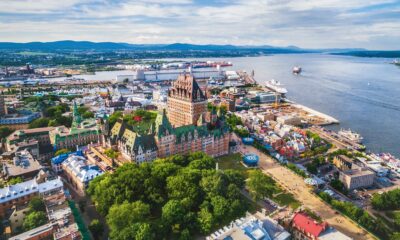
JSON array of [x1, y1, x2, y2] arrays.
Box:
[[52, 54, 400, 157]]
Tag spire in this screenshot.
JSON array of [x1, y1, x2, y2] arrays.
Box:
[[72, 101, 82, 128]]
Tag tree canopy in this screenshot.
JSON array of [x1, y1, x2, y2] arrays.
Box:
[[22, 211, 47, 231], [247, 170, 277, 201], [87, 152, 249, 239], [371, 188, 400, 211]]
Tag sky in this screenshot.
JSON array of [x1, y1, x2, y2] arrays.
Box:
[[0, 0, 399, 50]]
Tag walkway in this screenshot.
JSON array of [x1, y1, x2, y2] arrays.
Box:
[[239, 143, 376, 240]]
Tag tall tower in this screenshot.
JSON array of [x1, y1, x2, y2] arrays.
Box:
[[72, 101, 82, 128], [167, 74, 207, 127]]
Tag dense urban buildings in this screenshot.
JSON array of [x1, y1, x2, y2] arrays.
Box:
[[105, 74, 230, 164], [49, 102, 100, 150]]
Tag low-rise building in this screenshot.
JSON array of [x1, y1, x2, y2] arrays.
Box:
[[333, 155, 353, 171], [9, 223, 56, 240], [0, 177, 63, 217], [2, 150, 42, 180], [6, 127, 56, 161], [207, 212, 290, 240], [0, 111, 41, 130], [61, 154, 103, 193], [44, 191, 81, 240], [48, 102, 101, 151], [339, 165, 375, 190], [291, 212, 351, 240]]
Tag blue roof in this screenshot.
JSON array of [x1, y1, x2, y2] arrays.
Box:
[[51, 150, 84, 164]]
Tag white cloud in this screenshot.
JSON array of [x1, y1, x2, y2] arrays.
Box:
[[0, 0, 399, 49]]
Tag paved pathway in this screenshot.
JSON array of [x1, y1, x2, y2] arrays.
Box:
[[239, 143, 376, 240]]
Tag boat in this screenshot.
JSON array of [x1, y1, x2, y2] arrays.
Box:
[[293, 66, 302, 74], [264, 79, 288, 94], [338, 129, 363, 143]]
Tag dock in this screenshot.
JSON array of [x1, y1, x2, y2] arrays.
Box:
[[292, 103, 339, 125]]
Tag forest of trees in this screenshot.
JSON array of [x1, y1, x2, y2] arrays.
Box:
[[87, 152, 252, 239]]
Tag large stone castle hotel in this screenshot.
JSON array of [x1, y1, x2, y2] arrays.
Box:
[[105, 74, 230, 163]]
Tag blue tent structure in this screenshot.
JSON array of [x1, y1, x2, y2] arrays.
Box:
[[242, 137, 255, 145], [243, 153, 259, 167]]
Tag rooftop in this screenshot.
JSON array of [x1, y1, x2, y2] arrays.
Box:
[[9, 223, 55, 240], [62, 155, 103, 183], [208, 213, 290, 240], [292, 212, 327, 238], [2, 150, 42, 178], [0, 177, 63, 204], [319, 227, 352, 240]]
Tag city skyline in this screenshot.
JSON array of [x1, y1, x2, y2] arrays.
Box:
[[1, 0, 400, 50]]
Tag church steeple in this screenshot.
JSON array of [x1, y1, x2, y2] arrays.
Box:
[[72, 101, 82, 128]]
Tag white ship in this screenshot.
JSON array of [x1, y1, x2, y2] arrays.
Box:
[[293, 66, 302, 74], [338, 129, 363, 143], [265, 79, 288, 94]]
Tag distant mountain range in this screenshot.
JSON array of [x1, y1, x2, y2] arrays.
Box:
[[0, 40, 399, 57]]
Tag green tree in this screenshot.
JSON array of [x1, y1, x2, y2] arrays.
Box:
[[28, 118, 49, 128], [246, 170, 275, 201], [162, 200, 187, 232], [0, 127, 13, 140], [28, 197, 46, 212], [23, 211, 47, 231], [107, 201, 150, 240], [105, 148, 119, 159], [7, 177, 23, 185], [82, 111, 94, 119], [391, 232, 400, 240], [88, 219, 104, 240], [135, 223, 153, 240], [197, 207, 214, 233], [371, 189, 400, 210], [108, 111, 123, 126], [210, 196, 230, 220], [179, 228, 191, 240]]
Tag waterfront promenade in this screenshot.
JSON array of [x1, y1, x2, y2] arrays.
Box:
[[237, 138, 376, 240]]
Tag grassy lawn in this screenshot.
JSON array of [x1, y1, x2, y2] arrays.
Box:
[[217, 153, 249, 174], [272, 192, 301, 210]]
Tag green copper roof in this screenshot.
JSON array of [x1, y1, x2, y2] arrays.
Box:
[[154, 109, 174, 138]]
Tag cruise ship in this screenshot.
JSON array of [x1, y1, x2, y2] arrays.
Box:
[[338, 129, 363, 143], [264, 79, 288, 94]]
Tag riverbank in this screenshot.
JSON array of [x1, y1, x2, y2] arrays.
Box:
[[292, 103, 340, 125]]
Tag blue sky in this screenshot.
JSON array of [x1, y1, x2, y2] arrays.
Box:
[[0, 0, 399, 49]]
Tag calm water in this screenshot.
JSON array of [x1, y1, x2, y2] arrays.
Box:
[[227, 54, 400, 157], [56, 54, 400, 157]]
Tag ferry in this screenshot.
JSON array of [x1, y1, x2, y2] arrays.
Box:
[[265, 79, 288, 94], [293, 66, 302, 74], [338, 129, 363, 143]]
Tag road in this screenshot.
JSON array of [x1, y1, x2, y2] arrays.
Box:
[[238, 142, 376, 240]]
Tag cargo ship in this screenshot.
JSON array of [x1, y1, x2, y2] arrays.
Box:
[[264, 79, 288, 94]]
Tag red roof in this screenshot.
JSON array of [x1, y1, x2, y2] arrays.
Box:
[[292, 212, 327, 238]]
